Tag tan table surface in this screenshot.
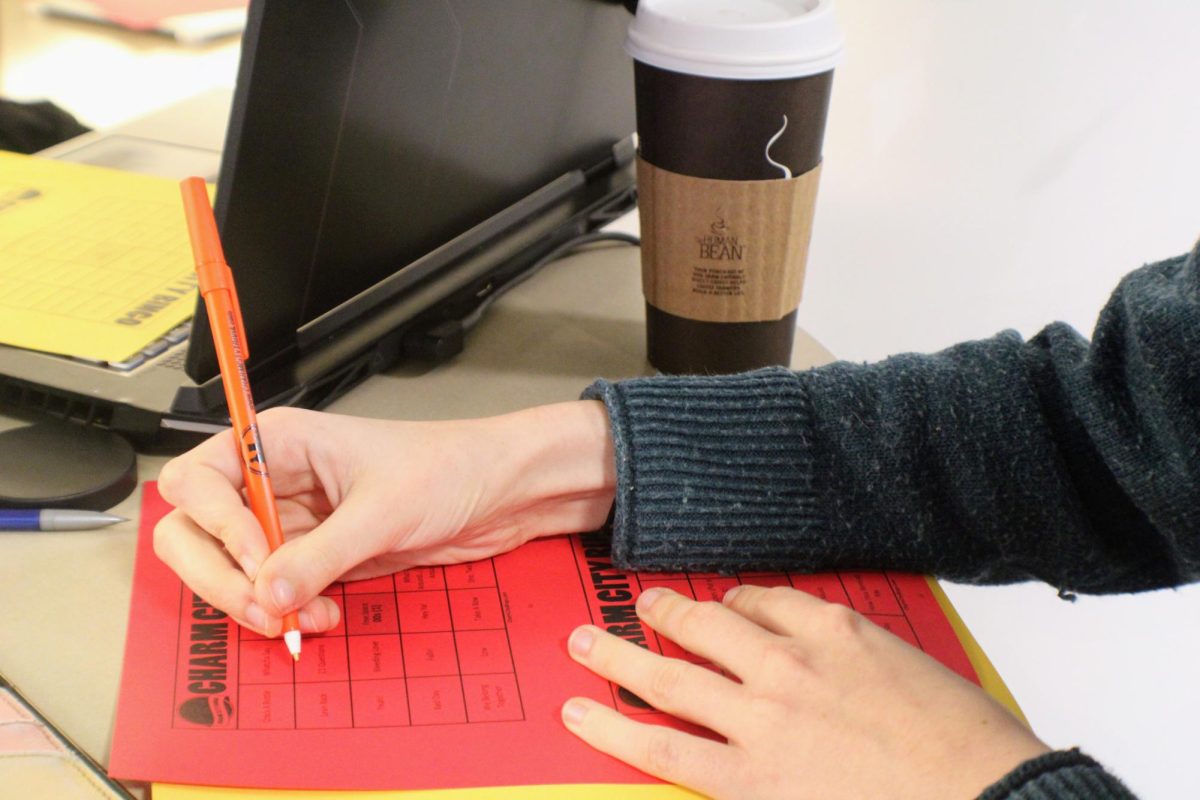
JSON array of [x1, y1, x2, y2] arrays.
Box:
[[0, 240, 833, 773]]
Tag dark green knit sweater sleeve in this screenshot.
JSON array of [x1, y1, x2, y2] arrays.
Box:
[[979, 750, 1137, 799], [583, 244, 1200, 593]]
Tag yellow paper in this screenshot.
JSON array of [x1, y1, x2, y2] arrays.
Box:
[[0, 152, 199, 363], [155, 783, 704, 799]]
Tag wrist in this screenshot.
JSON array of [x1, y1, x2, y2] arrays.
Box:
[[497, 400, 617, 538]]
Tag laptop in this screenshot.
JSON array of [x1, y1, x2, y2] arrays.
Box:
[[0, 0, 638, 447]]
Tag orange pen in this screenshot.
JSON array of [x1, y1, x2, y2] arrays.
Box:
[[179, 177, 301, 661]]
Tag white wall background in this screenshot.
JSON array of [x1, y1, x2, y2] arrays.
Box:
[[800, 3, 1200, 798]]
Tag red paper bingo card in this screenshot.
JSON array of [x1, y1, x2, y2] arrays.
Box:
[[570, 532, 976, 717], [181, 561, 522, 731], [112, 484, 983, 792]]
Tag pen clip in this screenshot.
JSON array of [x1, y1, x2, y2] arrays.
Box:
[[194, 260, 250, 362], [224, 264, 250, 363]]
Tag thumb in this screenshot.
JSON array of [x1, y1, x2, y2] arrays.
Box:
[[253, 500, 389, 616]]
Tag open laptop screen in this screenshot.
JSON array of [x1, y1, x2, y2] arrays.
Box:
[[186, 0, 636, 384]]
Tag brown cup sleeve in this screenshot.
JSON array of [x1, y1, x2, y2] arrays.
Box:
[[637, 156, 821, 323]]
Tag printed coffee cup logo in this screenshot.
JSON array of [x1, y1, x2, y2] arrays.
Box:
[[698, 209, 745, 262], [617, 686, 653, 710], [710, 212, 728, 235], [178, 694, 235, 728]]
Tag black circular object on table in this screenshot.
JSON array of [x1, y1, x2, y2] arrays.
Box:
[[0, 420, 137, 510]]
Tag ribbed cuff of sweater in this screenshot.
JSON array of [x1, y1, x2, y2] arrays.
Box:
[[977, 749, 1137, 800], [582, 367, 825, 572]]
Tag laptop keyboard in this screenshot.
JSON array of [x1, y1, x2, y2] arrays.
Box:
[[72, 321, 191, 372]]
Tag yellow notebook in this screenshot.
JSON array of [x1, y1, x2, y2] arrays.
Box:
[[0, 152, 198, 363]]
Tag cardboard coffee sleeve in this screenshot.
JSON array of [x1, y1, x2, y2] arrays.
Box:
[[626, 1, 843, 374], [637, 158, 821, 324]]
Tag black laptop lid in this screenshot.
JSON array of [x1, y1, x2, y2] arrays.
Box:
[[187, 0, 635, 383]]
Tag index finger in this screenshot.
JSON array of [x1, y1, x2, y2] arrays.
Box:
[[157, 437, 267, 578], [635, 587, 781, 681]]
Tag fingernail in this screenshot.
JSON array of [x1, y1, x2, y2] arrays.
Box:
[[568, 626, 597, 657], [238, 554, 259, 581], [271, 577, 296, 611], [562, 700, 588, 727], [637, 587, 665, 612], [723, 585, 745, 603], [298, 597, 339, 632], [322, 597, 341, 629], [245, 602, 268, 632]]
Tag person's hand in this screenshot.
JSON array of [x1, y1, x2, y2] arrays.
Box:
[[561, 585, 1049, 800], [154, 402, 615, 639]]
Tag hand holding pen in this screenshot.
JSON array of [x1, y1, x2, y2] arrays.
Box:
[[179, 177, 302, 661]]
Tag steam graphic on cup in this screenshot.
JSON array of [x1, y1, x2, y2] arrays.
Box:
[[764, 115, 792, 178]]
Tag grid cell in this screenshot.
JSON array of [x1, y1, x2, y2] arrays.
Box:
[[445, 560, 496, 589], [635, 577, 694, 597], [454, 629, 513, 675], [397, 590, 451, 632], [396, 567, 445, 592], [345, 592, 399, 635], [237, 684, 294, 729], [239, 640, 294, 685], [691, 575, 740, 603], [791, 574, 851, 606], [295, 637, 349, 683], [402, 632, 459, 677], [296, 681, 353, 729], [351, 678, 411, 727], [407, 676, 467, 725], [348, 635, 405, 681], [463, 675, 522, 722], [737, 573, 793, 589], [843, 573, 901, 615], [448, 588, 502, 630]]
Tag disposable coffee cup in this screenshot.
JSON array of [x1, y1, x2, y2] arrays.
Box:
[[626, 0, 844, 374]]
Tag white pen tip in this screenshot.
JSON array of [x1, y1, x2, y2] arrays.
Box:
[[284, 629, 302, 661]]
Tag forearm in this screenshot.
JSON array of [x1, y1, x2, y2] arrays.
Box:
[[584, 245, 1200, 592], [496, 400, 617, 539]]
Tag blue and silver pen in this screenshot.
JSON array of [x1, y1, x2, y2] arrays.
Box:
[[0, 509, 126, 531]]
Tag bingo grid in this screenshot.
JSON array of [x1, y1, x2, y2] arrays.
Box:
[[175, 560, 522, 729], [571, 552, 934, 714]]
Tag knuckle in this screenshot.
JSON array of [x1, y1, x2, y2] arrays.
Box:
[[763, 584, 798, 608], [643, 729, 681, 776], [667, 598, 718, 639], [738, 584, 790, 618], [152, 513, 179, 561], [206, 516, 239, 550], [817, 601, 864, 638], [156, 457, 188, 502], [757, 639, 810, 679], [645, 660, 687, 708]]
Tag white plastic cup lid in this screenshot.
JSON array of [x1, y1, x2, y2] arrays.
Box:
[[626, 0, 844, 80]]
